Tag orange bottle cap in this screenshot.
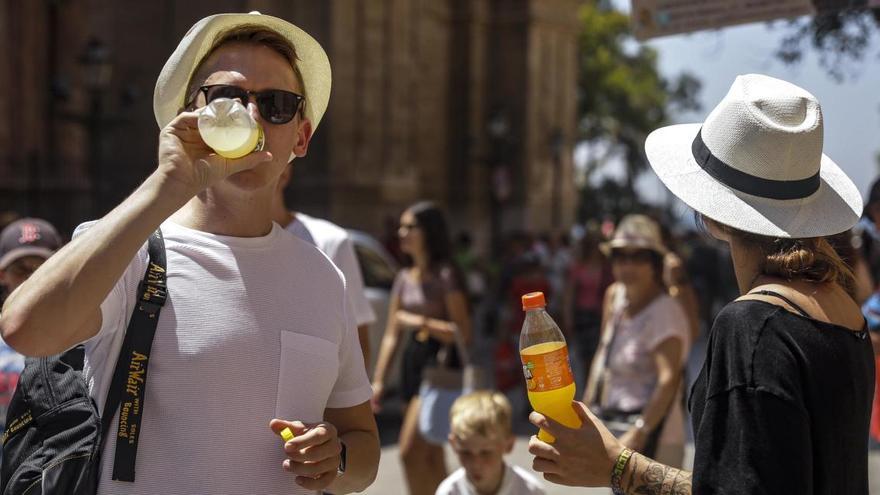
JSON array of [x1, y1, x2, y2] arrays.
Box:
[[522, 292, 546, 311]]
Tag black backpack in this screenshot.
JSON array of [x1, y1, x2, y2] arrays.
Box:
[[1, 230, 167, 495]]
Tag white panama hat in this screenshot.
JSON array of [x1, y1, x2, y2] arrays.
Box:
[[153, 11, 331, 132], [645, 74, 862, 239]]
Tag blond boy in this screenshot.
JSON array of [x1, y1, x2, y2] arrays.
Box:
[[438, 391, 545, 495]]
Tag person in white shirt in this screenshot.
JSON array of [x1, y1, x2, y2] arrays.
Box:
[[272, 166, 376, 368], [438, 391, 545, 495], [0, 12, 379, 495]]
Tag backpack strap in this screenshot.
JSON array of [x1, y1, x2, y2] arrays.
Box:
[[100, 229, 167, 482]]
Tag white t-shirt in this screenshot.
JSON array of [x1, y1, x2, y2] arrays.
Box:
[[286, 212, 376, 327], [604, 291, 689, 412], [436, 465, 545, 495], [75, 220, 372, 495]]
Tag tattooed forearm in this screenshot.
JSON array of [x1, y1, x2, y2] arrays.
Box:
[[669, 470, 692, 495], [624, 452, 692, 495]]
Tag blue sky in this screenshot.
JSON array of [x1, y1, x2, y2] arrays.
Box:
[[585, 3, 880, 218]]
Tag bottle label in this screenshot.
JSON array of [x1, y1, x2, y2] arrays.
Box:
[[521, 346, 574, 392]]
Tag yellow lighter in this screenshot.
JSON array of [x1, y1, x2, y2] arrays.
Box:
[[280, 427, 295, 443]]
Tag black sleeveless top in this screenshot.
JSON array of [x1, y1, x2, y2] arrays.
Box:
[[689, 295, 874, 494]]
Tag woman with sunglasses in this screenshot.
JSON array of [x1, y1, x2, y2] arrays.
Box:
[[527, 75, 872, 494], [582, 214, 689, 461], [371, 201, 472, 495]]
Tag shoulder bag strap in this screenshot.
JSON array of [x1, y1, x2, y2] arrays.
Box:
[[748, 289, 811, 318], [589, 285, 625, 408], [100, 229, 167, 482]]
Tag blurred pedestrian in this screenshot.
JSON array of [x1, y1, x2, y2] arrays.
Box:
[[583, 214, 689, 459], [0, 218, 62, 305], [532, 234, 550, 268], [858, 178, 880, 283], [496, 250, 551, 407], [830, 229, 874, 304], [546, 233, 572, 319], [858, 177, 880, 447], [528, 74, 870, 494], [0, 218, 62, 442], [654, 224, 702, 467], [659, 226, 701, 344], [272, 165, 377, 368], [680, 230, 732, 335], [0, 13, 380, 494], [506, 253, 552, 340], [562, 229, 609, 382], [438, 391, 545, 495], [454, 231, 488, 304], [383, 214, 404, 264], [863, 293, 880, 448], [371, 201, 472, 495]]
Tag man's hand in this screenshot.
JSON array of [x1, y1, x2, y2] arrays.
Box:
[[157, 111, 273, 198], [270, 418, 342, 491]]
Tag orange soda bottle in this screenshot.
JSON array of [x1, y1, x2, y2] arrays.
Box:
[[519, 291, 581, 442]]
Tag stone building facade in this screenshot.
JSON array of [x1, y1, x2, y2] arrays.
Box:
[[0, 0, 580, 248]]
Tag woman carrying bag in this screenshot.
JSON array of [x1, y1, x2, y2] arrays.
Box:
[[371, 201, 472, 495], [527, 74, 873, 494], [583, 215, 689, 460]]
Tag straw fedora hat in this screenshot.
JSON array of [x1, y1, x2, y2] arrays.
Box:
[[600, 214, 668, 256], [153, 11, 331, 132], [645, 74, 862, 239]]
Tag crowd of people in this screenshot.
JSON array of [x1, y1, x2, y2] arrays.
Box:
[[0, 10, 877, 495]]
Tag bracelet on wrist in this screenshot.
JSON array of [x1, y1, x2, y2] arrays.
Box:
[[611, 447, 634, 495]]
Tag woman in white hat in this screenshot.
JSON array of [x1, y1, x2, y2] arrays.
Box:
[[583, 214, 688, 462], [527, 74, 872, 494]]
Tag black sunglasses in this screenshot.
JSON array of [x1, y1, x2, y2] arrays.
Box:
[[188, 84, 305, 125], [609, 249, 655, 264]]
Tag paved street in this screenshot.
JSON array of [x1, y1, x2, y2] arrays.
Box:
[[364, 436, 611, 495], [365, 333, 880, 495], [365, 438, 880, 495]]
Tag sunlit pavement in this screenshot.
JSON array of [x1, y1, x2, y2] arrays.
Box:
[[364, 439, 880, 495], [364, 327, 880, 494], [364, 436, 608, 495]]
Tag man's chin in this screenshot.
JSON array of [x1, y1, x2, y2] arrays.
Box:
[[225, 167, 271, 191]]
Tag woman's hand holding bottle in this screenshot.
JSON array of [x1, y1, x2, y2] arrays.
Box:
[[528, 401, 624, 487]]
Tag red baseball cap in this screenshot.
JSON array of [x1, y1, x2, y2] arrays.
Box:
[[0, 218, 62, 270]]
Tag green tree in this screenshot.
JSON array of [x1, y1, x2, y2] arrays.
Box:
[[776, 6, 880, 82], [577, 0, 700, 219]]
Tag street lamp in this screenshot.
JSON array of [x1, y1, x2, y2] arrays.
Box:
[[78, 37, 112, 215]]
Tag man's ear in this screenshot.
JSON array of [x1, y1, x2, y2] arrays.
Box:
[[504, 434, 515, 454], [291, 118, 313, 159]]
